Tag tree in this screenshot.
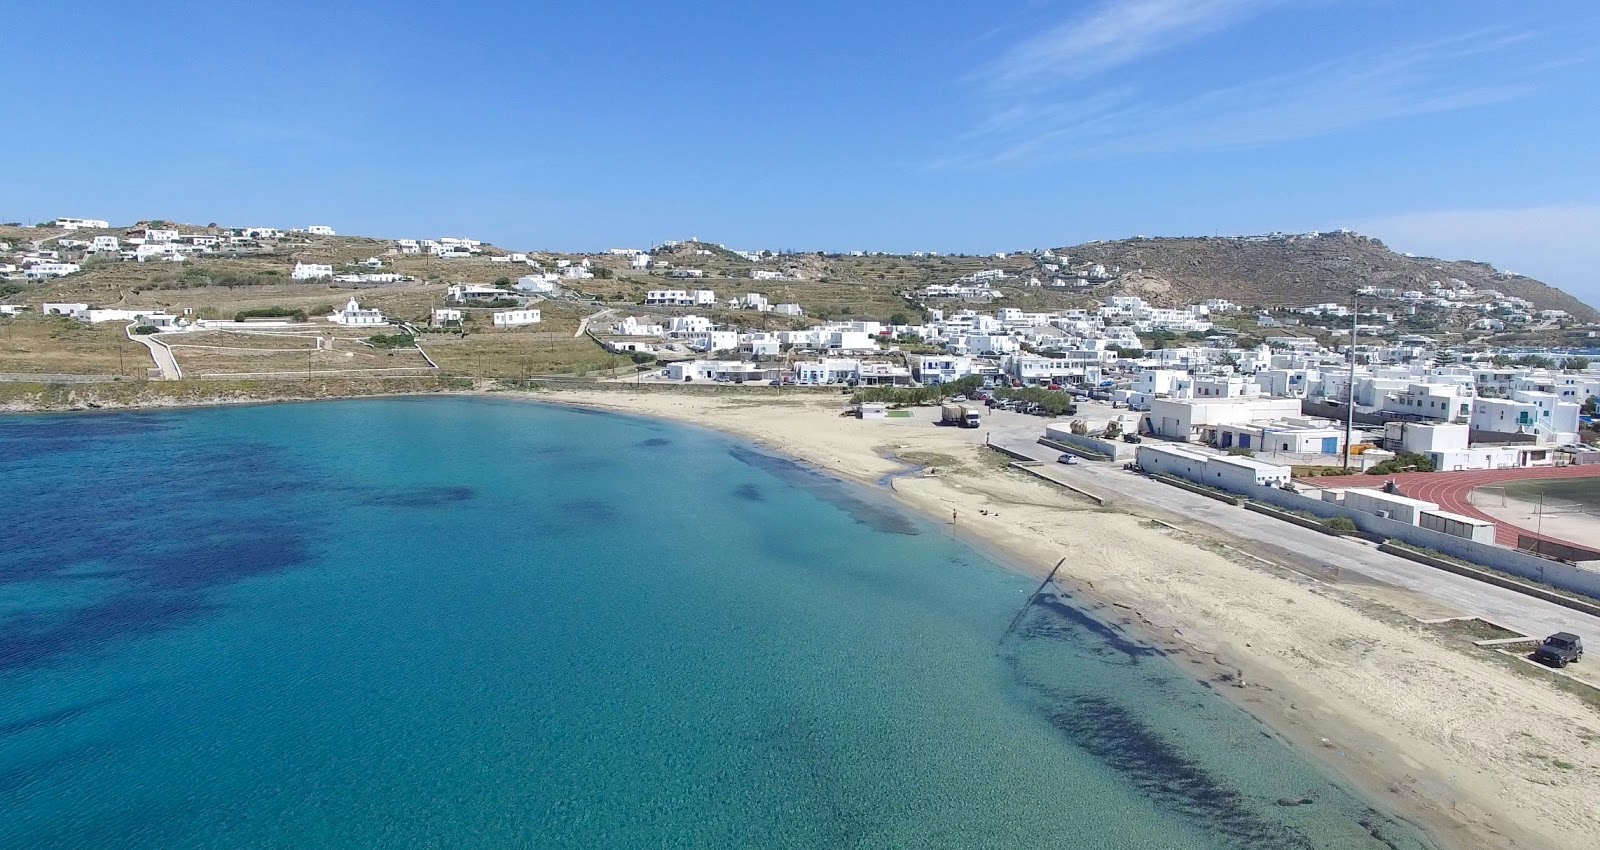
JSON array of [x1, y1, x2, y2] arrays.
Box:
[[493, 276, 511, 287], [1582, 396, 1597, 417], [1490, 354, 1513, 368], [888, 311, 910, 326], [1566, 357, 1590, 372]]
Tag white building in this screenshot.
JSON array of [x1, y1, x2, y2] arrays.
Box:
[[431, 308, 463, 327], [24, 262, 81, 279], [446, 284, 515, 303], [292, 263, 334, 280], [1134, 444, 1292, 490], [1343, 490, 1438, 526], [493, 309, 542, 327], [42, 303, 90, 317], [1147, 397, 1304, 443], [515, 274, 559, 294], [793, 358, 862, 385], [1469, 392, 1580, 444], [329, 298, 385, 326], [54, 217, 110, 230], [307, 225, 336, 236], [89, 235, 121, 253]]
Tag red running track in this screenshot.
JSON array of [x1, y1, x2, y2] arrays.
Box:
[[1306, 464, 1600, 547]]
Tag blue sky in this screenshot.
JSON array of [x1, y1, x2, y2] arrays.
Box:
[[4, 1, 1598, 298]]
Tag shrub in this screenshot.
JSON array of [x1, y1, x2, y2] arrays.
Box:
[[368, 333, 416, 349], [1366, 453, 1435, 475], [1226, 447, 1255, 457], [1323, 516, 1357, 533], [234, 306, 307, 323], [132, 325, 160, 335]]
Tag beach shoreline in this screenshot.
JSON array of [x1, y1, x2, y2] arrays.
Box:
[[5, 383, 1597, 849], [519, 387, 1598, 850]]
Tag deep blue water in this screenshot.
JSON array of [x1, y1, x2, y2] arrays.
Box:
[[0, 397, 1436, 849]]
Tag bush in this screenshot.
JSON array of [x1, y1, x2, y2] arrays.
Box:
[[1366, 452, 1435, 475], [132, 325, 160, 335], [368, 333, 416, 349], [1226, 447, 1254, 457], [628, 351, 657, 364], [234, 306, 307, 323], [1323, 516, 1357, 533]]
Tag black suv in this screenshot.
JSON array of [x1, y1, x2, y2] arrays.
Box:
[[1531, 632, 1584, 668]]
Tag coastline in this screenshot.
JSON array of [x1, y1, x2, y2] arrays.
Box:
[[6, 385, 1598, 849], [516, 387, 1598, 850]]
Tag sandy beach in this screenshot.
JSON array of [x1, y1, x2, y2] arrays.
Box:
[[529, 387, 1600, 850]]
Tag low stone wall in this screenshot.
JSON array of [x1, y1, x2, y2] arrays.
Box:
[[1379, 544, 1600, 618], [1151, 473, 1243, 505], [1008, 462, 1109, 506], [1041, 431, 1135, 461], [1242, 502, 1345, 536]]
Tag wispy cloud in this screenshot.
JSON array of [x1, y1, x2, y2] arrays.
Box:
[[978, 0, 1282, 94], [949, 26, 1556, 167]]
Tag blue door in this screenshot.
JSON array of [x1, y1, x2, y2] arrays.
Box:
[[1221, 432, 1233, 448], [1239, 434, 1251, 449], [1321, 437, 1338, 454]]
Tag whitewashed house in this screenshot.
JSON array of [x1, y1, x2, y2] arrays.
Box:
[[431, 308, 463, 328], [515, 274, 559, 294], [329, 298, 385, 326], [307, 225, 336, 236], [292, 262, 334, 280], [493, 309, 541, 327], [54, 217, 110, 230], [42, 302, 90, 316], [90, 235, 121, 253], [446, 284, 514, 303], [25, 262, 81, 279]]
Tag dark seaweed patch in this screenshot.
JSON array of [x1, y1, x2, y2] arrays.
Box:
[[363, 485, 476, 509], [0, 413, 323, 673], [639, 437, 672, 448], [734, 483, 764, 502], [0, 696, 121, 740], [555, 497, 623, 525], [0, 593, 215, 674], [1023, 591, 1164, 663], [1031, 689, 1315, 850], [728, 446, 918, 535]]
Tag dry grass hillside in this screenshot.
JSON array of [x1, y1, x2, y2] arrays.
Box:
[[1060, 233, 1598, 319], [5, 225, 1592, 324]]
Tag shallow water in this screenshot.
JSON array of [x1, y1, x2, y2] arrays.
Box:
[[0, 397, 1436, 849]]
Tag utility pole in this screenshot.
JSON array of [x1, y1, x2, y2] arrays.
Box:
[[1343, 293, 1359, 471]]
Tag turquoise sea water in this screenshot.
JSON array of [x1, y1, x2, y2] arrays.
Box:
[[0, 397, 1435, 849]]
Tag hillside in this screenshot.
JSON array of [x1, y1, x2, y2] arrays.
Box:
[[1057, 232, 1598, 320], [4, 224, 1594, 326]]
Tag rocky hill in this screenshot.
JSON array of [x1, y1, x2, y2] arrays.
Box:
[[1057, 232, 1597, 320]]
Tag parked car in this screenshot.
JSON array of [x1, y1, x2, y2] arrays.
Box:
[[1122, 434, 1142, 444], [1057, 454, 1079, 465], [1532, 632, 1584, 668], [769, 380, 782, 386]]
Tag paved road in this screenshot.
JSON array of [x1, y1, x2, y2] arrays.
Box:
[[977, 411, 1600, 639], [126, 325, 181, 379], [575, 308, 615, 338]]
